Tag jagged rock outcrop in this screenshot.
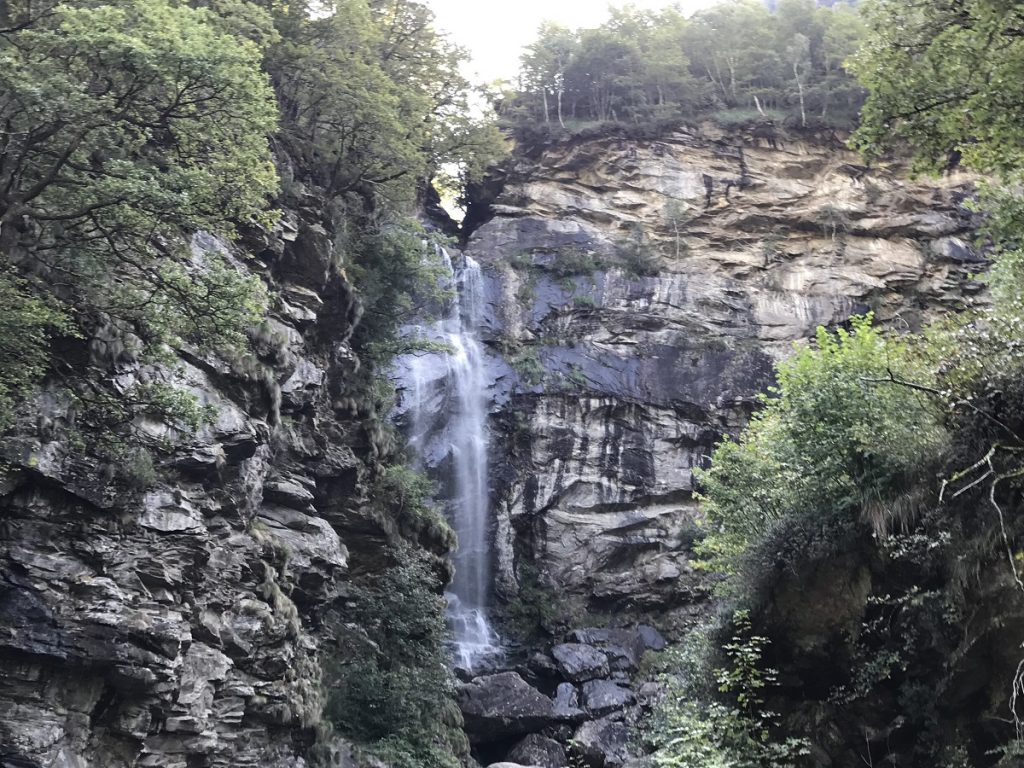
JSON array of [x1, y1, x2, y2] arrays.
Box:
[[462, 125, 980, 626], [461, 623, 667, 766], [459, 671, 559, 741], [0, 183, 433, 766]]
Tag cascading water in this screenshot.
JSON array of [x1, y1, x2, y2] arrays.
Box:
[[397, 248, 501, 671]]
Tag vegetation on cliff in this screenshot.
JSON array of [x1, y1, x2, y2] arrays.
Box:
[[0, 0, 278, 433], [648, 1, 1024, 766], [0, 1, 503, 766], [502, 0, 864, 133]]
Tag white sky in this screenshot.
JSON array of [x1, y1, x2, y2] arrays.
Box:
[[426, 0, 720, 83]]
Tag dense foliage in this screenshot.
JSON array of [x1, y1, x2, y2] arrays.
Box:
[[503, 0, 865, 131], [324, 546, 465, 768], [649, 612, 810, 768], [267, 0, 504, 205], [696, 317, 947, 585], [0, 0, 504, 432], [647, 2, 1024, 766], [0, 0, 278, 431]]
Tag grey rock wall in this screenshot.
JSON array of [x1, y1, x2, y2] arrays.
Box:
[[464, 126, 979, 626], [0, 191, 422, 767]]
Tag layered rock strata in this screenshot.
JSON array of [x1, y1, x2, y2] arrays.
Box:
[[0, 187, 433, 766], [462, 126, 979, 625]]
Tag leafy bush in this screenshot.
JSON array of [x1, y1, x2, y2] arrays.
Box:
[[324, 546, 464, 768], [649, 612, 810, 768], [370, 464, 456, 550], [696, 316, 948, 584], [0, 269, 72, 430], [348, 223, 455, 368]]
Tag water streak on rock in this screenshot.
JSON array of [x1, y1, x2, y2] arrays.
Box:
[[399, 249, 499, 671]]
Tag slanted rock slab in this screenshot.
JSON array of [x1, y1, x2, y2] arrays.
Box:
[[551, 642, 610, 682], [507, 732, 568, 768], [573, 714, 640, 768], [459, 671, 557, 741], [580, 680, 636, 716]]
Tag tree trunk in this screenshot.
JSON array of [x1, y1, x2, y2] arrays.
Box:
[[542, 88, 549, 123], [794, 63, 806, 127]]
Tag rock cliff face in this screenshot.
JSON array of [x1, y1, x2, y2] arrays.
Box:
[[0, 122, 984, 768], [0, 181, 431, 767], [463, 126, 979, 628]]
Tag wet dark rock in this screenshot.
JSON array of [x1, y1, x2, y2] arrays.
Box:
[[580, 681, 636, 717], [459, 672, 557, 741], [551, 682, 587, 724], [572, 714, 639, 768], [551, 643, 609, 682], [636, 625, 666, 652], [568, 629, 647, 672], [506, 733, 568, 768], [526, 651, 561, 679]]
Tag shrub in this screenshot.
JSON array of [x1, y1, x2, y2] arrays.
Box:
[[696, 316, 948, 584], [324, 546, 463, 768], [371, 464, 456, 550], [649, 611, 810, 768]]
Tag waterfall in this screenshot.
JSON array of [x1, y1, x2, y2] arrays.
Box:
[[397, 249, 500, 672]]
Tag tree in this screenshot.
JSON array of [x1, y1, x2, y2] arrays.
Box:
[[818, 3, 865, 122], [683, 1, 779, 110], [644, 9, 699, 114], [505, 0, 865, 130], [697, 317, 947, 580], [269, 0, 504, 204], [520, 22, 578, 126], [324, 545, 463, 768], [785, 32, 812, 126], [850, 0, 1024, 175], [570, 27, 646, 122], [0, 0, 278, 427]]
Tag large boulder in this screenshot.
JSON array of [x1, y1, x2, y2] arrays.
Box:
[[507, 733, 567, 768], [636, 625, 666, 652], [568, 628, 648, 672], [459, 672, 556, 741], [580, 681, 636, 717], [551, 642, 609, 682], [573, 714, 640, 768], [552, 682, 587, 724]]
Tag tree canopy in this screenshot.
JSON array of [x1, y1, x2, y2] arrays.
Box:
[[0, 0, 279, 430], [502, 0, 865, 131], [0, 0, 505, 432]]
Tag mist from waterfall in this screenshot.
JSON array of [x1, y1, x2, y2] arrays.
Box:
[[399, 248, 500, 672]]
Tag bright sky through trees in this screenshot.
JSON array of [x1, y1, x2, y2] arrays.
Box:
[[426, 0, 718, 81]]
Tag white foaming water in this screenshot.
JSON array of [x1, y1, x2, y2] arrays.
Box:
[[399, 249, 501, 672]]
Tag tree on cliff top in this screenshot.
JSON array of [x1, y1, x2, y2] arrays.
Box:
[[502, 0, 864, 131], [266, 0, 504, 205]]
